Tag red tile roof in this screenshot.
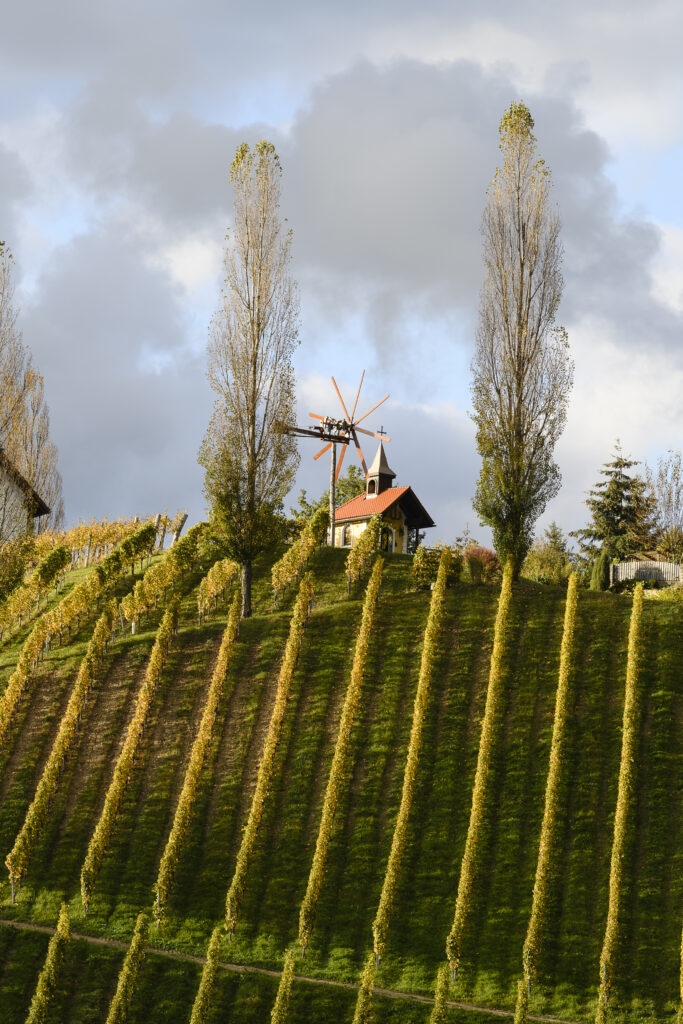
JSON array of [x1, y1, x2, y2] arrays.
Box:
[[335, 486, 410, 522]]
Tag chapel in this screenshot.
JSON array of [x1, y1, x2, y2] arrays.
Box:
[[332, 442, 434, 553]]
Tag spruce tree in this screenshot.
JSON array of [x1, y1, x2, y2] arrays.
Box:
[[572, 444, 656, 561]]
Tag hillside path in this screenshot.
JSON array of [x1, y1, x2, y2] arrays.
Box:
[[0, 916, 585, 1024]]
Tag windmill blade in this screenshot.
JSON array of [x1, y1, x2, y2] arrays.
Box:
[[331, 376, 351, 422], [314, 443, 332, 461], [334, 442, 347, 484], [309, 412, 325, 420], [350, 369, 365, 422], [355, 426, 392, 442], [351, 428, 368, 477], [355, 393, 389, 426]]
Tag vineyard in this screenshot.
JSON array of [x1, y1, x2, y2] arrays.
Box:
[[0, 531, 680, 1024]]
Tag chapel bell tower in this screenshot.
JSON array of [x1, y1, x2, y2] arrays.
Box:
[[366, 442, 396, 497]]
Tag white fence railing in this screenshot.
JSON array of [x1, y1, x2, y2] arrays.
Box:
[[611, 560, 682, 585]]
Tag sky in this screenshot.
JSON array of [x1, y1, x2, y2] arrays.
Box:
[[1, 0, 682, 546]]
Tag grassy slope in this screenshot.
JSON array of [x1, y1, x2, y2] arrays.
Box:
[[0, 548, 680, 1023]]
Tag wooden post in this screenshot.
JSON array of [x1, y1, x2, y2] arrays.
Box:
[[84, 532, 93, 568], [171, 511, 188, 547], [329, 442, 336, 547]]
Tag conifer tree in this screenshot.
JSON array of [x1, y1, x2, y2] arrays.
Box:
[[573, 444, 656, 561]]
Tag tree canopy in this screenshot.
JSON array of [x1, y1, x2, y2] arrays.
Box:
[[471, 102, 573, 576], [198, 142, 299, 616]]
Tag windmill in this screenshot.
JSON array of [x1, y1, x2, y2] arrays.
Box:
[[287, 371, 391, 546]]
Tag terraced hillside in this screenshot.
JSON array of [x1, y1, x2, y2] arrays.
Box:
[[0, 543, 680, 1023]]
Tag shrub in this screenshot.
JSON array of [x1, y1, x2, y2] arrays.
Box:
[[590, 550, 610, 591], [463, 545, 500, 583], [521, 539, 572, 586], [411, 543, 462, 589]]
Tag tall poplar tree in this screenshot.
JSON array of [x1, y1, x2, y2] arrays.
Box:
[[199, 142, 299, 617], [471, 103, 573, 576]]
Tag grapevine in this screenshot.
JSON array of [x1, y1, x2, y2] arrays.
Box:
[[298, 558, 384, 953], [80, 600, 179, 912], [225, 572, 315, 937], [153, 591, 241, 923]]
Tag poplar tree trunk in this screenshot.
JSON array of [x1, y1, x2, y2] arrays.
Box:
[[241, 561, 252, 618]]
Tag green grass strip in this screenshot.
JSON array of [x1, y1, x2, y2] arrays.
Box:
[[24, 902, 70, 1024], [297, 557, 384, 953], [80, 600, 179, 912], [596, 583, 644, 1023], [518, 573, 579, 998], [372, 547, 452, 962], [154, 590, 241, 924], [105, 910, 149, 1024], [446, 559, 514, 975], [225, 572, 315, 937]]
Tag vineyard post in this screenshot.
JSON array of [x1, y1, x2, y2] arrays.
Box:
[[329, 442, 336, 547]]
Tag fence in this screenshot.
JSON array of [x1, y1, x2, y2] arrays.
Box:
[[610, 561, 682, 585]]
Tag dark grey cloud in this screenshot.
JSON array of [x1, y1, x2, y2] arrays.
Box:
[[21, 225, 210, 524], [1, 10, 681, 539]]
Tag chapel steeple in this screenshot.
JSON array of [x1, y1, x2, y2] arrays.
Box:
[[366, 441, 396, 497]]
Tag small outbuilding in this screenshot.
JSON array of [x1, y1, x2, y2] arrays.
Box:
[[333, 442, 434, 553], [0, 447, 51, 540]]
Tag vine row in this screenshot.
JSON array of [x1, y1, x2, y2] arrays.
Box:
[[271, 507, 328, 607], [445, 558, 513, 976], [596, 583, 644, 1022], [225, 572, 315, 937], [5, 600, 118, 899], [80, 600, 179, 912], [0, 521, 157, 751], [298, 557, 384, 954], [372, 547, 451, 962], [153, 590, 242, 924]]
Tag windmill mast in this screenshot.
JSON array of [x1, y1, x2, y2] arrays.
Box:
[[329, 442, 337, 547], [283, 371, 390, 547]]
